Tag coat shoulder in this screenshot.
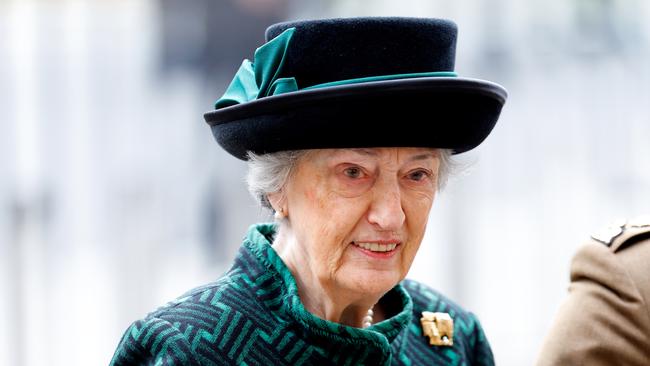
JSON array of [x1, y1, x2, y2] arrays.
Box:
[[582, 215, 650, 308], [537, 217, 650, 365], [110, 316, 203, 365], [111, 273, 253, 366], [589, 215, 650, 252]]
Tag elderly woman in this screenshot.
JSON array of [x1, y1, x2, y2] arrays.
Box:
[[111, 17, 506, 365]]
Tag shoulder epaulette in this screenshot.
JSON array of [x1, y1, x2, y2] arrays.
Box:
[[591, 215, 650, 252]]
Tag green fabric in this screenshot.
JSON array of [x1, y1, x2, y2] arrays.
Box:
[[303, 71, 457, 90], [215, 28, 298, 109], [214, 28, 458, 110], [110, 223, 495, 365]]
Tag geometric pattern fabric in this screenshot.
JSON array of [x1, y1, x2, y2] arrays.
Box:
[[111, 223, 494, 365]]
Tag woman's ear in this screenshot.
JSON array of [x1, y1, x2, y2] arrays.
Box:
[[267, 192, 287, 219]]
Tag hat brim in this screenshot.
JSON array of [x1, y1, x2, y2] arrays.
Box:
[[204, 77, 507, 160]]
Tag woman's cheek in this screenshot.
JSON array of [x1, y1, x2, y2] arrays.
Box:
[[303, 187, 317, 202], [407, 191, 435, 215]]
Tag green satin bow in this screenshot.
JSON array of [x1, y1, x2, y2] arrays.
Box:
[[214, 27, 457, 110]]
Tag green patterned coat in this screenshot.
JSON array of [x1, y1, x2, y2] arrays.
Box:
[[111, 224, 494, 365]]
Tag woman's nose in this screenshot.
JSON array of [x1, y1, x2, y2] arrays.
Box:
[[367, 180, 405, 231]]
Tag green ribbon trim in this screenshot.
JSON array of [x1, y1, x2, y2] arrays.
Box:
[[304, 71, 457, 90], [215, 28, 298, 109], [214, 27, 458, 110]]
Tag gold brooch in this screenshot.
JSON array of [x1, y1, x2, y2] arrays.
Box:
[[420, 311, 454, 346]]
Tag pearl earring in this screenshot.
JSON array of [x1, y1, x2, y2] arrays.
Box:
[[274, 208, 286, 220]]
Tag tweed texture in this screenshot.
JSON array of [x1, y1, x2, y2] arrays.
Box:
[[111, 223, 494, 365]]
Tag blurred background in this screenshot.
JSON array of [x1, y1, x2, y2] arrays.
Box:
[[2, 0, 650, 365]]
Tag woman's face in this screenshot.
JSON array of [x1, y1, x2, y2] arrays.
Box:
[[280, 147, 440, 297]]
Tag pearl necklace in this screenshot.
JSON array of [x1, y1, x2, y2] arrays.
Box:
[[362, 307, 374, 328]]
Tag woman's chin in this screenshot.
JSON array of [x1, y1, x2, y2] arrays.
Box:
[[334, 243, 406, 295], [338, 268, 402, 298]]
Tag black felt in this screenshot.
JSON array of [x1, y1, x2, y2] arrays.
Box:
[[205, 17, 507, 160], [265, 17, 457, 88], [209, 79, 504, 159]]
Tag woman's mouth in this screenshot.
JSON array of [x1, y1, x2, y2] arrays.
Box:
[[354, 242, 398, 252], [351, 241, 401, 258]]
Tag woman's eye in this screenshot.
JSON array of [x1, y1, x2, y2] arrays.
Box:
[[343, 167, 363, 178], [408, 170, 430, 181]]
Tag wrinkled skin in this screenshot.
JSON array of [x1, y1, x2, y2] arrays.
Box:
[[270, 147, 440, 327]]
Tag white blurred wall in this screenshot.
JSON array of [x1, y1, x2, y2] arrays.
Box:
[[1, 0, 650, 365]]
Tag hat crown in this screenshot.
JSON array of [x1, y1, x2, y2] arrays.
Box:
[[264, 17, 458, 89]]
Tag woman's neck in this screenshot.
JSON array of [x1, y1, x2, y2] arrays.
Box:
[[272, 230, 386, 327]]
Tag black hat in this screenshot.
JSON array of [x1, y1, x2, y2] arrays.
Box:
[[204, 17, 507, 160]]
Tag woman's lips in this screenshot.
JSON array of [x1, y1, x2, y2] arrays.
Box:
[[351, 241, 401, 258], [354, 242, 398, 252]]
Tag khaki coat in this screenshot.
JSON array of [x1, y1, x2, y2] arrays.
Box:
[[537, 217, 650, 366]]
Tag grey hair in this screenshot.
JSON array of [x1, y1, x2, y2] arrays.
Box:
[[245, 150, 308, 210], [246, 149, 455, 211]]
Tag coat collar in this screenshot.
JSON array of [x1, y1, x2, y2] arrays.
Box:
[[237, 223, 413, 361]]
